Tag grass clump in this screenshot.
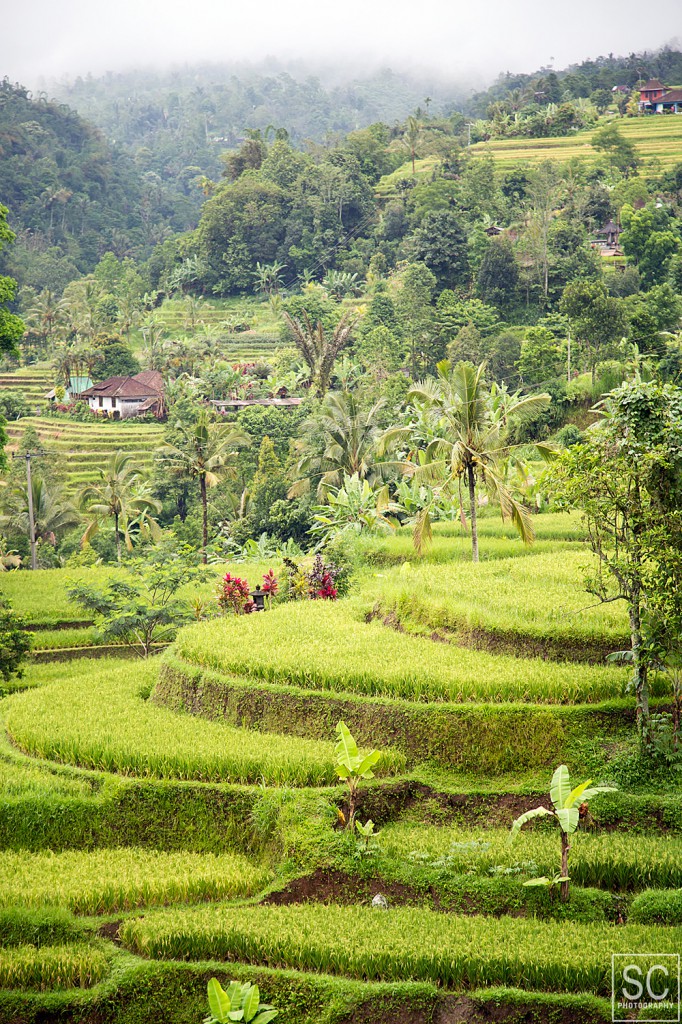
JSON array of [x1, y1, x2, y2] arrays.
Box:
[[629, 888, 682, 924]]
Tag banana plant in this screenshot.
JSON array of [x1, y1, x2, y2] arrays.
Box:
[[510, 764, 616, 902], [204, 979, 277, 1024], [334, 721, 381, 829]]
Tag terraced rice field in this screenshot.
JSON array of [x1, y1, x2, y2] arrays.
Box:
[[151, 298, 281, 362], [5, 416, 164, 491], [1, 515, 680, 1023], [0, 366, 52, 411], [469, 113, 682, 173]]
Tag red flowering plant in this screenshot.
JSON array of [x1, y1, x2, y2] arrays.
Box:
[[261, 569, 279, 609], [217, 573, 253, 615]]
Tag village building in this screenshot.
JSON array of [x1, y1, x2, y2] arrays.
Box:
[[80, 371, 164, 419], [639, 79, 682, 113], [45, 374, 93, 402]]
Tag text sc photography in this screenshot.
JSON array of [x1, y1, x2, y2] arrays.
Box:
[[612, 954, 680, 1023]]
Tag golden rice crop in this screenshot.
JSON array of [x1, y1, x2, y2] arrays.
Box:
[[119, 903, 682, 993], [0, 848, 271, 914]]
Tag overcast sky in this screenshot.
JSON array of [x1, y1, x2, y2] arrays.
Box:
[[4, 0, 682, 90]]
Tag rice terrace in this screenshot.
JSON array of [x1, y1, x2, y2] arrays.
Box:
[[2, 24, 682, 1024]]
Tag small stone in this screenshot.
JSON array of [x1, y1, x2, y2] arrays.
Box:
[[371, 893, 388, 909]]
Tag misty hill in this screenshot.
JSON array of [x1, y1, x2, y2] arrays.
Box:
[[0, 79, 201, 291], [51, 65, 465, 160]]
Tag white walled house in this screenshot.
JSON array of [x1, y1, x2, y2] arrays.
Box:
[[80, 372, 164, 420]]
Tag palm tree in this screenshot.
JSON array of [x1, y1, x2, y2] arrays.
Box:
[[290, 391, 398, 499], [159, 411, 247, 562], [25, 289, 62, 350], [281, 310, 357, 396], [2, 477, 80, 549], [380, 361, 551, 562], [79, 453, 161, 562]]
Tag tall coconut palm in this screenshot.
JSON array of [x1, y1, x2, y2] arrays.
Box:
[[290, 391, 398, 499], [380, 360, 551, 562], [281, 310, 357, 396], [159, 411, 247, 562], [2, 477, 80, 549], [79, 453, 161, 562]]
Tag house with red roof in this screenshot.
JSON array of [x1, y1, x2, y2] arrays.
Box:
[[80, 371, 164, 419], [639, 80, 682, 113]]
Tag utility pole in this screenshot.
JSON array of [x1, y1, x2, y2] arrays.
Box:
[[567, 321, 572, 384], [11, 451, 46, 571]]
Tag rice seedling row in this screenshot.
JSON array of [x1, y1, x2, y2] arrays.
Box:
[[378, 823, 682, 891], [0, 848, 271, 914], [175, 601, 635, 705], [370, 550, 628, 644], [0, 943, 110, 990], [3, 659, 383, 785], [119, 902, 682, 994]]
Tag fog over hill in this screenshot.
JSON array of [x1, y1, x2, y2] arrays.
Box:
[[3, 0, 681, 89]]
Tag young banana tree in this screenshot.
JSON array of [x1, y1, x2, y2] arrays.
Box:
[[334, 721, 381, 829], [510, 764, 616, 902], [204, 979, 277, 1024]]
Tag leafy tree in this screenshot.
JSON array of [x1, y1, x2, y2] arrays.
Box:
[[559, 280, 627, 384], [395, 262, 439, 377], [620, 204, 681, 287], [408, 211, 469, 290], [511, 765, 616, 902], [476, 237, 519, 309], [67, 546, 202, 657], [551, 379, 682, 744], [355, 325, 403, 375], [517, 327, 563, 386], [382, 361, 550, 561], [159, 412, 246, 562], [243, 436, 288, 537], [290, 391, 394, 499], [80, 453, 161, 562], [590, 122, 639, 175], [96, 342, 140, 380], [1, 477, 79, 555]]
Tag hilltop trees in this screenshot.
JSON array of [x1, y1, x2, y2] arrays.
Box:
[[0, 205, 25, 356]]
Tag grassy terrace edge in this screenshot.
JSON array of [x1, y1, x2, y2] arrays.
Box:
[[156, 653, 640, 772], [0, 960, 614, 1024]]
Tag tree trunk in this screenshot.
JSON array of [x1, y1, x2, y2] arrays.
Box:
[[560, 831, 570, 903], [467, 464, 479, 563], [114, 513, 121, 563], [629, 588, 650, 745], [200, 474, 208, 565]]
